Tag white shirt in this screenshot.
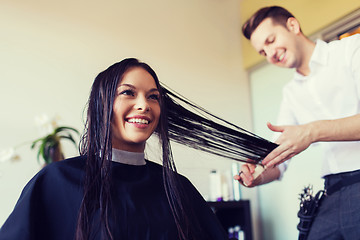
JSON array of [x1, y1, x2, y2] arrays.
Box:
[[277, 34, 360, 177]]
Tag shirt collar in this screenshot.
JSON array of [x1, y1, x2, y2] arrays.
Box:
[[310, 39, 329, 67], [294, 39, 329, 81], [111, 148, 146, 165]]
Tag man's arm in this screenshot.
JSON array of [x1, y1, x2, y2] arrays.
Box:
[[261, 114, 360, 168]]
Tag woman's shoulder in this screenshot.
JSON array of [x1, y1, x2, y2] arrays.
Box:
[[145, 159, 161, 169], [44, 155, 85, 170], [48, 155, 86, 170], [35, 155, 86, 186]]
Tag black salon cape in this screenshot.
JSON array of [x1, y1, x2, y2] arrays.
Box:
[[0, 156, 228, 240]]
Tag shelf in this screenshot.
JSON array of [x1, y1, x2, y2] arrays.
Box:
[[207, 200, 252, 240]]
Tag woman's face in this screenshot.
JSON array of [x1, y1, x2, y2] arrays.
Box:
[[111, 67, 161, 152]]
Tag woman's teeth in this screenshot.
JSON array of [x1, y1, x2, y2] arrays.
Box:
[[127, 118, 149, 124]]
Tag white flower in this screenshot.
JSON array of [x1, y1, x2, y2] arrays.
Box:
[[0, 148, 20, 163], [34, 114, 61, 135]]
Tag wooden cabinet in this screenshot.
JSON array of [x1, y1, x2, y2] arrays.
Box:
[[207, 200, 252, 240]]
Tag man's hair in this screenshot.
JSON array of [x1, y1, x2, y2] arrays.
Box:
[[242, 6, 295, 40]]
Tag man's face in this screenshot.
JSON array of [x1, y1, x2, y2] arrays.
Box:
[[250, 18, 301, 69]]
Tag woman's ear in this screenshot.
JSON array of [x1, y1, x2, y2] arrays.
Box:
[[286, 17, 301, 34]]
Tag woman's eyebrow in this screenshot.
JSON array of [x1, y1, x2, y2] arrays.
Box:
[[148, 88, 159, 93], [118, 83, 135, 88]]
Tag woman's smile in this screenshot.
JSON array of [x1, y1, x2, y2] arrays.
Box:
[[126, 115, 151, 129]]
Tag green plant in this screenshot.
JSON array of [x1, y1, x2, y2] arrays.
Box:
[[31, 126, 79, 164]]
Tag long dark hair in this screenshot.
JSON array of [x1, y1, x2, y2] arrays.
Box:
[[163, 87, 277, 163], [76, 58, 277, 239], [76, 58, 203, 239]]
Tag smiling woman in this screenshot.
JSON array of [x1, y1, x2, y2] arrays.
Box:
[[0, 58, 229, 240], [0, 58, 277, 240]]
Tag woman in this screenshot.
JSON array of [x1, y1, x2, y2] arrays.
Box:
[[0, 58, 228, 240]]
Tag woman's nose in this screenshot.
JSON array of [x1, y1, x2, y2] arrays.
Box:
[[135, 96, 150, 112]]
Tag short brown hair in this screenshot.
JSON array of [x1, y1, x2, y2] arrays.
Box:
[[242, 6, 295, 39]]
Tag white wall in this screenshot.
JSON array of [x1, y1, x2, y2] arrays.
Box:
[[0, 0, 257, 231]]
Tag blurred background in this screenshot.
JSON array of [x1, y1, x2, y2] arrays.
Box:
[[0, 0, 359, 239]]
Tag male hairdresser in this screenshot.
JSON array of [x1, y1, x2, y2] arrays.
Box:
[[234, 6, 360, 239]]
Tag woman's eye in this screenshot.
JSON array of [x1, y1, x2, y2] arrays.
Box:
[[120, 89, 135, 96], [149, 94, 159, 101]]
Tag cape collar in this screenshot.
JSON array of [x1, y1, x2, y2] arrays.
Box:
[[111, 148, 146, 165]]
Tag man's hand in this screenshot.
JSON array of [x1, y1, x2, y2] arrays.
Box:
[[233, 163, 264, 187], [261, 122, 313, 168], [234, 162, 281, 187]]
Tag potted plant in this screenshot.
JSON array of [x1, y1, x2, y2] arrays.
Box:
[[31, 126, 79, 165]]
